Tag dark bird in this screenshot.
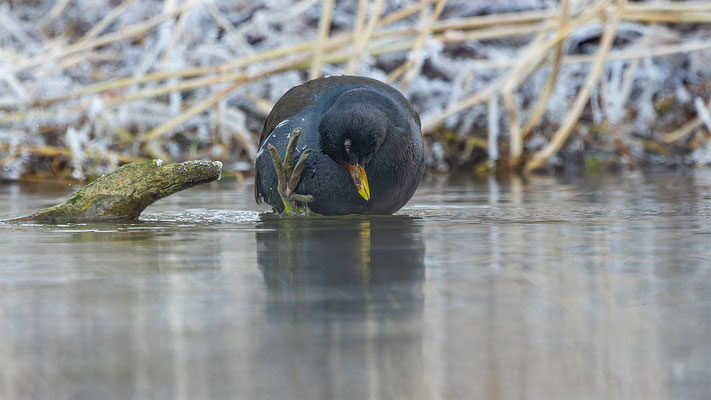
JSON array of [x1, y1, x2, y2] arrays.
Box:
[[254, 76, 424, 215]]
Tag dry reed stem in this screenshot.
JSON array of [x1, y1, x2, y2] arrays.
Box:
[[625, 11, 711, 24], [57, 50, 122, 72], [520, 0, 570, 141], [327, 21, 551, 68], [161, 4, 190, 65], [21, 30, 707, 127], [525, 0, 626, 173], [315, 23, 550, 70], [243, 92, 275, 116], [501, 23, 573, 91], [98, 18, 549, 97], [437, 21, 552, 43], [566, 41, 711, 64], [40, 0, 73, 30], [660, 118, 702, 144], [464, 40, 711, 70], [54, 30, 358, 103], [503, 89, 522, 168], [504, 31, 548, 165], [345, 0, 368, 74], [422, 0, 611, 133], [37, 1, 707, 105], [141, 79, 246, 142], [78, 0, 137, 43], [380, 0, 433, 25], [430, 4, 711, 31], [205, 2, 254, 56], [433, 9, 557, 32], [386, 10, 428, 84], [48, 0, 442, 104], [103, 72, 244, 106], [694, 97, 711, 135], [618, 59, 639, 103], [660, 98, 711, 143], [8, 0, 709, 172], [404, 11, 447, 86], [310, 0, 335, 79], [429, 5, 709, 31], [108, 41, 370, 106], [487, 94, 500, 168], [17, 0, 206, 71], [45, 1, 545, 101], [140, 51, 315, 143], [348, 0, 387, 75], [393, 0, 448, 87], [1, 144, 146, 164], [625, 2, 711, 12], [68, 40, 321, 100]]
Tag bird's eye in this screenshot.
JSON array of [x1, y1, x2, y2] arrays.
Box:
[[344, 138, 352, 154]]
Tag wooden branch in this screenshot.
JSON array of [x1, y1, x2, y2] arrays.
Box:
[[4, 160, 222, 223]]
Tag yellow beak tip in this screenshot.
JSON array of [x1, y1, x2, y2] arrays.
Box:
[[340, 162, 371, 201], [358, 188, 370, 201]]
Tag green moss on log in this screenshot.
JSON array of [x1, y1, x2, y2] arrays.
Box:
[[6, 159, 222, 223]]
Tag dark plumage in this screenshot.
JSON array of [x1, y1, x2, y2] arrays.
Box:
[[254, 76, 424, 215]]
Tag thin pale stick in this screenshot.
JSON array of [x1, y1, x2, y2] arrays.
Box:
[[401, 0, 449, 87], [422, 0, 611, 133], [40, 0, 73, 29], [504, 89, 522, 168], [521, 0, 571, 139], [345, 0, 368, 74], [141, 80, 245, 142], [205, 1, 254, 55], [78, 0, 137, 43], [161, 6, 190, 65], [17, 0, 206, 71], [525, 0, 627, 172], [348, 0, 386, 75], [310, 0, 335, 79]]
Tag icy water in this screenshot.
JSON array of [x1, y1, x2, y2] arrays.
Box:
[[1, 171, 711, 399]]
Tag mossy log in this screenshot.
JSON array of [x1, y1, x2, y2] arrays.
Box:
[[5, 159, 222, 223]]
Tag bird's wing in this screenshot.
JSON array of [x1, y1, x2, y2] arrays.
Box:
[[255, 78, 332, 202], [258, 78, 335, 147]]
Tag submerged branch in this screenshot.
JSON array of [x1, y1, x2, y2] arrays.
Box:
[[5, 160, 222, 224]]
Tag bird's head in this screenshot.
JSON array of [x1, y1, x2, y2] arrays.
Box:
[[319, 102, 388, 201]]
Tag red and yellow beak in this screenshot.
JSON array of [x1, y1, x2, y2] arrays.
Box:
[[339, 162, 371, 201]]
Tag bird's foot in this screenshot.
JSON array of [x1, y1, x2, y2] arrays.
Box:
[[267, 127, 315, 216]]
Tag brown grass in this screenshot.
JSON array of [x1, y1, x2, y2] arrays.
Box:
[[3, 0, 711, 179]]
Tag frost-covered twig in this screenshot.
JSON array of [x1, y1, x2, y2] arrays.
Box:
[[2, 0, 711, 181], [310, 0, 335, 79], [526, 0, 627, 172]]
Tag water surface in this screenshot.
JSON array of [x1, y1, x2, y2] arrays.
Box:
[[1, 171, 711, 399]]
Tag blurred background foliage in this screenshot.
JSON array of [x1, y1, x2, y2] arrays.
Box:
[[0, 0, 710, 182]]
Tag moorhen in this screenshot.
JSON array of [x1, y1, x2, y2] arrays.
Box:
[[254, 76, 424, 215]]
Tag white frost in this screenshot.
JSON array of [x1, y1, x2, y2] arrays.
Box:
[[216, 161, 223, 181], [275, 119, 290, 130]]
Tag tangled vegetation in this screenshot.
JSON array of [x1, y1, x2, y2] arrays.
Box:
[[1, 0, 710, 182]]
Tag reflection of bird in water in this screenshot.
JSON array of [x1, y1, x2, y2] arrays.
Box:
[[251, 216, 428, 399], [255, 215, 425, 315]]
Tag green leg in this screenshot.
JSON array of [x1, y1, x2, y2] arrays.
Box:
[[267, 128, 315, 216]]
